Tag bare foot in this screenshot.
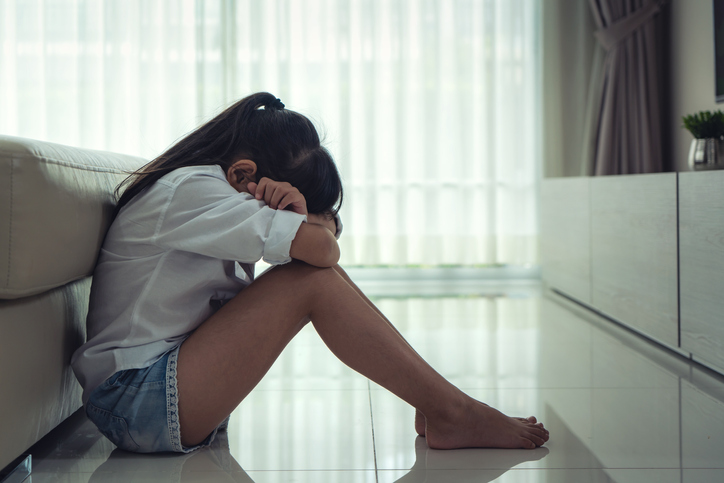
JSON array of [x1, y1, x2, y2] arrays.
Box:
[[423, 400, 549, 450], [415, 408, 542, 437]]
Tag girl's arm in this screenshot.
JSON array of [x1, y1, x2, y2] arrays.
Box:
[[289, 222, 340, 268], [306, 213, 337, 236], [249, 178, 340, 268]]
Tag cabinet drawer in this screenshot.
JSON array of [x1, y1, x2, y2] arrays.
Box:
[[680, 170, 724, 372], [590, 173, 678, 347]]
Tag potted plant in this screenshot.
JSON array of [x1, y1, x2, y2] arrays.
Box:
[[682, 110, 724, 170]]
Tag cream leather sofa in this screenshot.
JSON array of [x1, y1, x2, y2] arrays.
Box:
[[0, 135, 146, 473]]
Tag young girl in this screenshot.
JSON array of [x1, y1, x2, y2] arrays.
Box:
[[71, 92, 549, 454]]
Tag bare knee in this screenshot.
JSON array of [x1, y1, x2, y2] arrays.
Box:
[[259, 260, 340, 306], [280, 261, 345, 305]]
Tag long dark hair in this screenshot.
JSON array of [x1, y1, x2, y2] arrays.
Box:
[[115, 92, 343, 216]]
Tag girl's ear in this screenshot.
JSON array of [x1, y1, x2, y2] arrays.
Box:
[[226, 159, 258, 192]]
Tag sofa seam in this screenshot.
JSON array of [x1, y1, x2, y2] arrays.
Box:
[[0, 151, 136, 174], [5, 158, 13, 288], [0, 274, 93, 299]]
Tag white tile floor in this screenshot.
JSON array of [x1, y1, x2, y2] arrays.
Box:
[[19, 280, 724, 483]]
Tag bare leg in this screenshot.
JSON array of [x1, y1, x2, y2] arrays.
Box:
[[329, 267, 432, 437], [177, 261, 549, 448], [330, 266, 545, 437]]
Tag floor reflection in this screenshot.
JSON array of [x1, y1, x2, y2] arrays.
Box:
[[20, 284, 724, 483], [390, 437, 549, 483], [540, 291, 724, 482], [87, 431, 251, 483], [83, 431, 551, 483]]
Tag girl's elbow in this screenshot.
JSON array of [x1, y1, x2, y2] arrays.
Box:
[[326, 242, 341, 267], [313, 239, 340, 268], [289, 224, 340, 267]]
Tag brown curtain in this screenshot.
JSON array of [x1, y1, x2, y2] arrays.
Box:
[[586, 0, 664, 175]]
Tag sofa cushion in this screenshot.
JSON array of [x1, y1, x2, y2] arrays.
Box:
[[0, 276, 91, 469], [0, 135, 147, 299]]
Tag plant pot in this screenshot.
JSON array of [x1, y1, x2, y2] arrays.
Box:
[[688, 138, 724, 170]]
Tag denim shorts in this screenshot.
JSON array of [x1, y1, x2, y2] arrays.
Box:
[[85, 345, 228, 453]]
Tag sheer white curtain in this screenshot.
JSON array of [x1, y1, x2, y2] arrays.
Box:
[[0, 0, 541, 267]]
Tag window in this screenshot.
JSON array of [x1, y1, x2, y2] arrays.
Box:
[[0, 0, 541, 266]]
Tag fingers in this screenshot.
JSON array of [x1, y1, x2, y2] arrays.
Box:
[[277, 192, 292, 210], [252, 178, 270, 202], [253, 178, 286, 208], [270, 185, 286, 209], [278, 192, 307, 214], [251, 178, 308, 215]]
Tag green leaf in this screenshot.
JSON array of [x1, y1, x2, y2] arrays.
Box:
[[682, 110, 724, 138]]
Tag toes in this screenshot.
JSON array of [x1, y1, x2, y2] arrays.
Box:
[[521, 438, 536, 449], [527, 433, 546, 447], [529, 426, 549, 440], [521, 419, 548, 438], [534, 425, 549, 437], [514, 416, 536, 423], [520, 420, 547, 433], [537, 431, 549, 442]]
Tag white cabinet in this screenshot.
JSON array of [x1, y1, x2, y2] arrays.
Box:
[[590, 174, 679, 348], [679, 171, 724, 371], [541, 172, 723, 369], [540, 178, 592, 304]]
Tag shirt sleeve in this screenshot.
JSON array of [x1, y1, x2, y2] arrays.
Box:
[[153, 172, 307, 265]]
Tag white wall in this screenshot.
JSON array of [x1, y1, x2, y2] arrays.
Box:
[[670, 0, 721, 171], [541, 0, 596, 178]]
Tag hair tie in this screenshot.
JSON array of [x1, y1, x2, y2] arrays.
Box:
[[271, 98, 285, 110]]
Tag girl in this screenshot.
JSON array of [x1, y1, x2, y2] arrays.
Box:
[[71, 92, 549, 454]]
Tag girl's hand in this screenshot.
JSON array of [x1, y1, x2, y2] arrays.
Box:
[[247, 178, 308, 215]]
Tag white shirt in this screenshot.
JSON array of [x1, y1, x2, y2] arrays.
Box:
[[71, 165, 317, 405]]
